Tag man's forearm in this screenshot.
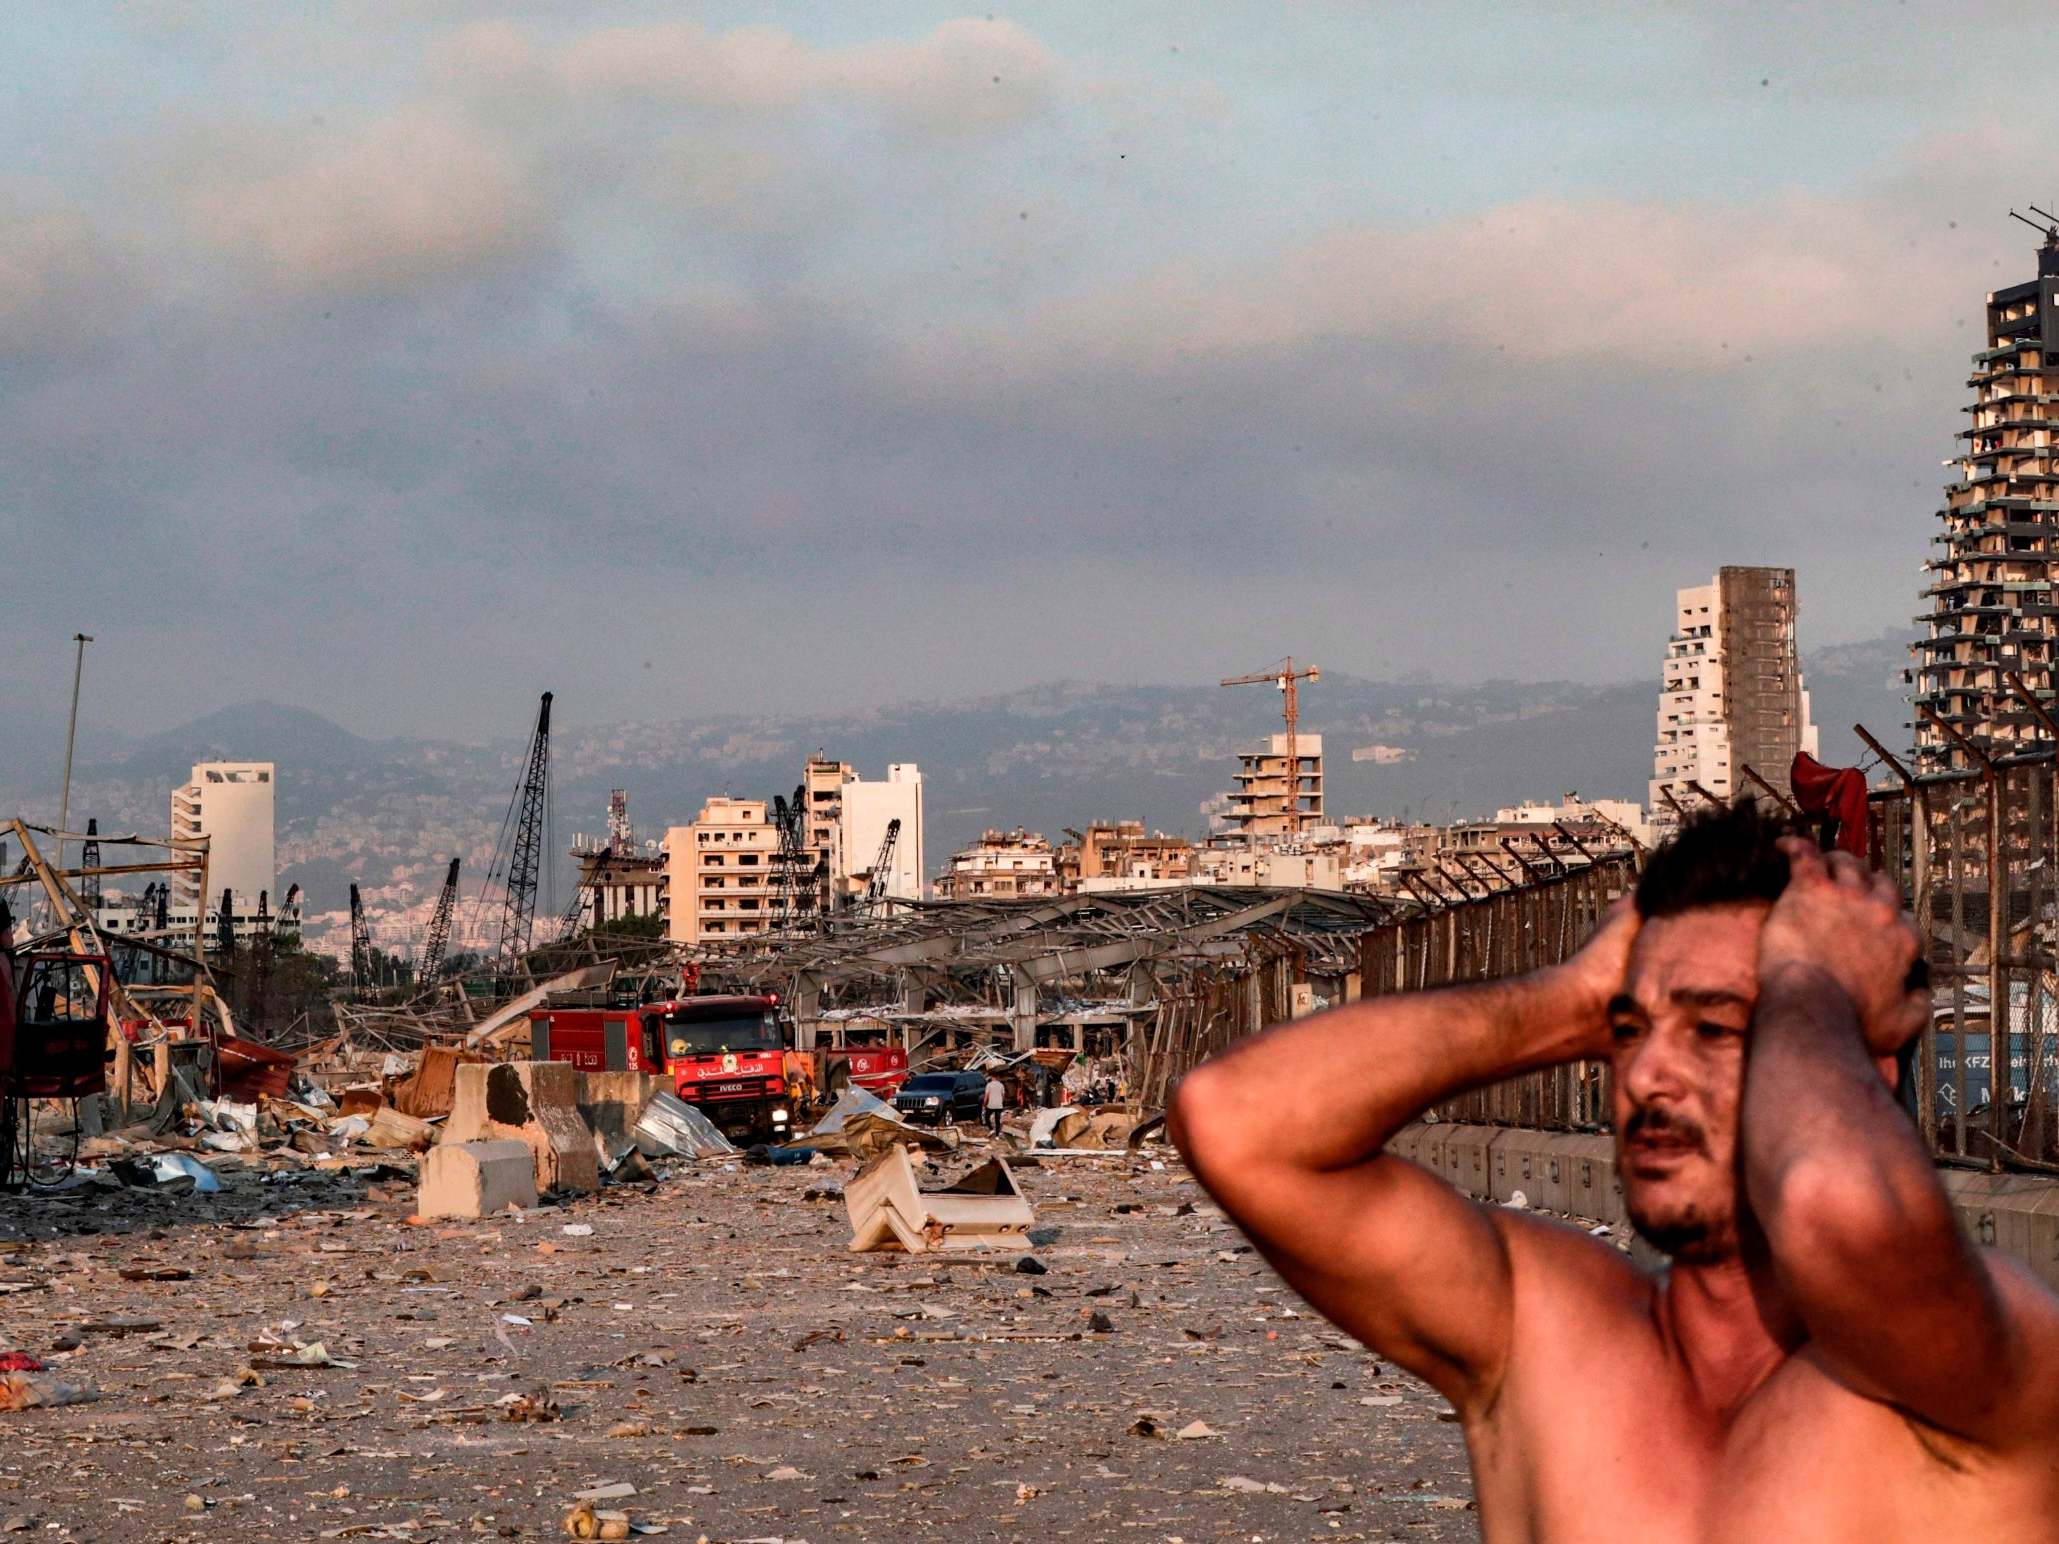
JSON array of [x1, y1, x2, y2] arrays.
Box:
[[1743, 967, 1947, 1236], [1172, 965, 1602, 1178], [1742, 967, 2012, 1425]]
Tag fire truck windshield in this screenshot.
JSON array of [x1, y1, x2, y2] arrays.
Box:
[[661, 1012, 780, 1057]]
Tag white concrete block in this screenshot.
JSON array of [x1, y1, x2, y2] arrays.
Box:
[[418, 1139, 537, 1220]]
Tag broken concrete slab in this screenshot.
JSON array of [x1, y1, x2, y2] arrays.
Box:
[[417, 1138, 537, 1220], [578, 1070, 668, 1153], [845, 1147, 1034, 1253]]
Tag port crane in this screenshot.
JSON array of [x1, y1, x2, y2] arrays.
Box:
[[484, 692, 553, 986], [862, 818, 902, 912], [348, 883, 373, 1000], [418, 858, 460, 985]]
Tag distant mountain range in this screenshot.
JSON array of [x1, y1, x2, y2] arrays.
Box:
[[0, 633, 1913, 949]]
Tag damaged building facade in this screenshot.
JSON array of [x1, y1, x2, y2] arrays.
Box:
[[1650, 566, 1816, 826]]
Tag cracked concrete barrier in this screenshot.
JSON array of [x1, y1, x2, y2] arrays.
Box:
[[1414, 1121, 2059, 1285], [578, 1070, 668, 1154], [445, 1061, 600, 1195], [418, 1138, 537, 1220]]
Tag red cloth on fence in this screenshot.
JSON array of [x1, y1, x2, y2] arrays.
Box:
[[1790, 751, 1868, 857]]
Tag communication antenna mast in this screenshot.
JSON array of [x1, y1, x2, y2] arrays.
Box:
[[607, 789, 633, 857]]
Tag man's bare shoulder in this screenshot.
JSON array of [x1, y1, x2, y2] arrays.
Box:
[[1483, 1205, 1657, 1313], [1977, 1249, 2059, 1439]]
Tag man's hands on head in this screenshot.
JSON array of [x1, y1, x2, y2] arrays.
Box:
[[1546, 895, 1641, 1059], [1759, 837, 1927, 1057]]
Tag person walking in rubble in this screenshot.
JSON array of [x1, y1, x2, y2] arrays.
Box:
[[1172, 803, 2059, 1540], [981, 1070, 1006, 1137], [0, 900, 14, 1085]]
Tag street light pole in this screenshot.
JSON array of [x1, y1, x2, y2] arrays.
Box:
[[57, 633, 93, 868]]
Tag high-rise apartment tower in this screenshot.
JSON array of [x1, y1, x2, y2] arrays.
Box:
[[171, 761, 276, 914], [1915, 226, 2059, 770], [1651, 568, 1816, 824]]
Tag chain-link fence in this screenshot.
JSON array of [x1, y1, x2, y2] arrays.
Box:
[[1866, 752, 2059, 1172], [1358, 856, 1637, 1133], [1349, 753, 2059, 1175]]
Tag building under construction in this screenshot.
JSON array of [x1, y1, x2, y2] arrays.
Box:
[[1916, 218, 2059, 771]]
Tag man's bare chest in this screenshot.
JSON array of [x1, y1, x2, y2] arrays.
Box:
[[1476, 1350, 2010, 1542]]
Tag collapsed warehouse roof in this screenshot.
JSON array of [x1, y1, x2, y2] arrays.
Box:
[[700, 886, 1403, 1003]]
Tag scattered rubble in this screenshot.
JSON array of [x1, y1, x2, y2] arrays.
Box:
[[0, 1082, 1483, 1538]]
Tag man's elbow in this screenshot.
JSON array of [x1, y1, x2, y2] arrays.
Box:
[[1168, 1060, 1250, 1185]]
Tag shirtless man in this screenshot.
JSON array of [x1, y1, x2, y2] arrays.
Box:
[[1171, 804, 2059, 1540]]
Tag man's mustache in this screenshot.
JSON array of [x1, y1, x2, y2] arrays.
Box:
[[1624, 1105, 1709, 1155]]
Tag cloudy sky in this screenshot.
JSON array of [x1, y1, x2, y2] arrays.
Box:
[[4, 1, 2055, 742]]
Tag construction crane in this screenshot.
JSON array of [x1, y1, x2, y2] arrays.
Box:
[[487, 691, 554, 987], [862, 818, 902, 912], [125, 882, 157, 989], [1220, 657, 1320, 837], [419, 858, 460, 985], [349, 883, 373, 1002], [555, 870, 589, 943]]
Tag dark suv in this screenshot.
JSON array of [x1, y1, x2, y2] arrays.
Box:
[[894, 1071, 986, 1126]]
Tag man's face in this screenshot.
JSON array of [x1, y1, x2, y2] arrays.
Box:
[[1607, 902, 1767, 1264]]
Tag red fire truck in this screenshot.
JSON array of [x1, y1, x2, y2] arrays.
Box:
[[530, 993, 793, 1142], [529, 993, 915, 1143]]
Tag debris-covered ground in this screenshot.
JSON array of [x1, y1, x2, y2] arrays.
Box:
[[0, 1140, 1479, 1542]]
